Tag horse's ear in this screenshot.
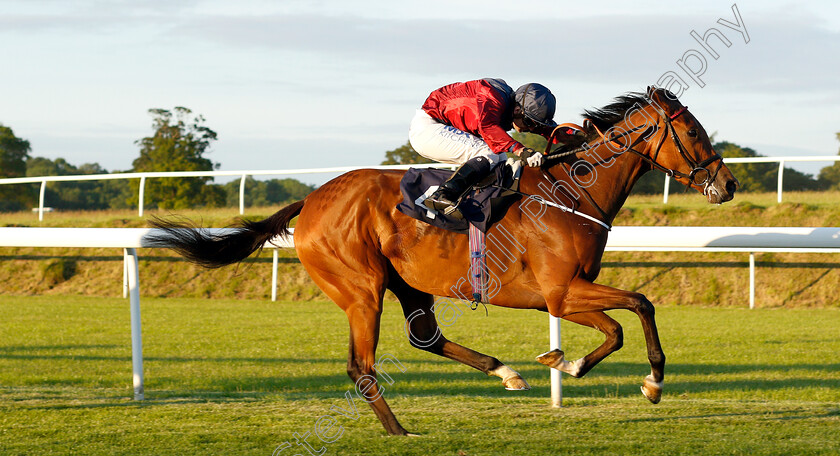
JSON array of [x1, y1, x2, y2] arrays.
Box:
[[646, 85, 656, 97], [583, 119, 592, 132]]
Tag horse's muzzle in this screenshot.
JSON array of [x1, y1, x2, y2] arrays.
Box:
[[706, 168, 739, 204]]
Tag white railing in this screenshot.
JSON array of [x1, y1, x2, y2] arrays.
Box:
[[0, 227, 293, 401], [0, 164, 456, 221], [1, 156, 838, 221], [2, 226, 838, 406], [662, 156, 840, 204]]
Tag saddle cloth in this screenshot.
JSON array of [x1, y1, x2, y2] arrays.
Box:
[[396, 159, 522, 234]]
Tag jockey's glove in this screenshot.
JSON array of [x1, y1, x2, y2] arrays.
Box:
[[517, 147, 544, 167]]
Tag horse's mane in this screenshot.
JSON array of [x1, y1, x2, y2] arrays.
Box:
[[548, 89, 677, 158], [581, 92, 649, 134]]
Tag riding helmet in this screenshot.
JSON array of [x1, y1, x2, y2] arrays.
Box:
[[515, 83, 558, 128]]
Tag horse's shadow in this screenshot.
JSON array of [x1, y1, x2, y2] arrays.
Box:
[[143, 358, 840, 401], [8, 346, 837, 407]]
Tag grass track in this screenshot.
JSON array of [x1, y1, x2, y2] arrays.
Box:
[[1, 297, 839, 455]]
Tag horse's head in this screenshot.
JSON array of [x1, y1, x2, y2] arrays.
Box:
[[640, 86, 739, 204]]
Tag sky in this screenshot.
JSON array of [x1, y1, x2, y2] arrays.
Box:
[[1, 0, 839, 185]]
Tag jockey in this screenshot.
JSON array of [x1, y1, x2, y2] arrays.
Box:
[[409, 78, 560, 214]]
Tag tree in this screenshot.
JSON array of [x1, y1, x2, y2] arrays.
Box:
[[130, 107, 220, 209], [0, 124, 34, 211], [715, 141, 820, 192], [381, 141, 429, 165], [817, 133, 840, 190], [222, 177, 316, 208], [629, 141, 822, 195], [0, 124, 30, 178], [25, 157, 121, 210]]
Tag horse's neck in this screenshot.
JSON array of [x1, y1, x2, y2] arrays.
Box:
[[583, 151, 650, 225], [522, 149, 650, 227]]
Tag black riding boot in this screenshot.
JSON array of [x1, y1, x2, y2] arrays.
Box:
[[424, 156, 493, 216]]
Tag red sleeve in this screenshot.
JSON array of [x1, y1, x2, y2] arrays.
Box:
[[476, 86, 521, 154]]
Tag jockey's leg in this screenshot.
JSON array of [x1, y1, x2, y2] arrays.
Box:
[[407, 109, 505, 215], [423, 155, 493, 215]]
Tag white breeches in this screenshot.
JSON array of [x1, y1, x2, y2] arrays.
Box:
[[408, 109, 506, 166]]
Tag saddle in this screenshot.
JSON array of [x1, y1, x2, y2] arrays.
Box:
[[396, 159, 523, 234]]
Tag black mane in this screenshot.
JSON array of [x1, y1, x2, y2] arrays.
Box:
[[581, 92, 649, 133]]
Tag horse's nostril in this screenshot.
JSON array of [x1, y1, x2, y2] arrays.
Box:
[[726, 180, 738, 195]]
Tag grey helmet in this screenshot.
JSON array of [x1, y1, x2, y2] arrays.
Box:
[[514, 83, 557, 128]]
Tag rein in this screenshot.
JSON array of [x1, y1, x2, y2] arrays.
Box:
[[519, 98, 724, 227], [490, 183, 613, 231]]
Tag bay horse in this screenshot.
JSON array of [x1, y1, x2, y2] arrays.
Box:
[[149, 86, 739, 435]]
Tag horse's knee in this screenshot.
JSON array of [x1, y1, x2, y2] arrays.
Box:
[[346, 358, 372, 381], [346, 363, 361, 381], [630, 293, 655, 315]]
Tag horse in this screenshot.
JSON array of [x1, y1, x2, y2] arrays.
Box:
[[148, 86, 739, 436]]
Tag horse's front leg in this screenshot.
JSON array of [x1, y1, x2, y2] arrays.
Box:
[[543, 279, 666, 403], [536, 310, 624, 378]]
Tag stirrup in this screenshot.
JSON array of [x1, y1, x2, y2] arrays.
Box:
[[423, 194, 464, 219], [442, 204, 463, 219]]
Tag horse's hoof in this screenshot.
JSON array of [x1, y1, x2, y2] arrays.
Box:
[[641, 375, 663, 404], [536, 350, 584, 377], [536, 349, 565, 369], [503, 375, 531, 391], [489, 365, 530, 390]]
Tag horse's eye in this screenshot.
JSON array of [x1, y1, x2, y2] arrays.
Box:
[[687, 129, 698, 138]]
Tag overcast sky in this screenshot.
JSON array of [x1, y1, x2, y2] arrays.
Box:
[[1, 0, 838, 184]]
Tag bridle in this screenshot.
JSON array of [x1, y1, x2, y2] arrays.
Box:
[[533, 97, 725, 227], [546, 100, 723, 191], [639, 104, 724, 192]]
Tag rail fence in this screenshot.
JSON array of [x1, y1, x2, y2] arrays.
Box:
[[2, 226, 838, 407], [1, 156, 838, 221]]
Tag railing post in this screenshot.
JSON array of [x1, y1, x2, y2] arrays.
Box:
[[550, 314, 562, 407], [38, 180, 47, 222], [749, 252, 756, 309], [138, 176, 146, 217], [123, 258, 128, 298], [663, 174, 670, 204], [777, 161, 784, 204], [124, 248, 145, 400], [272, 249, 278, 302], [239, 174, 247, 215]]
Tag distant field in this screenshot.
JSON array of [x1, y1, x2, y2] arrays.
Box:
[[1, 297, 838, 455], [3, 190, 840, 228]]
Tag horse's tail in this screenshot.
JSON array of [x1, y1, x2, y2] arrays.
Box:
[[146, 199, 305, 269]]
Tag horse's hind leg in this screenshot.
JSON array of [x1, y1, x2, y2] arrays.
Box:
[[297, 250, 410, 435], [389, 273, 530, 391], [536, 311, 623, 378], [343, 303, 411, 435]]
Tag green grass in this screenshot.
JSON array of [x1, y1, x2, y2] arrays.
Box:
[[1, 296, 838, 455]]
